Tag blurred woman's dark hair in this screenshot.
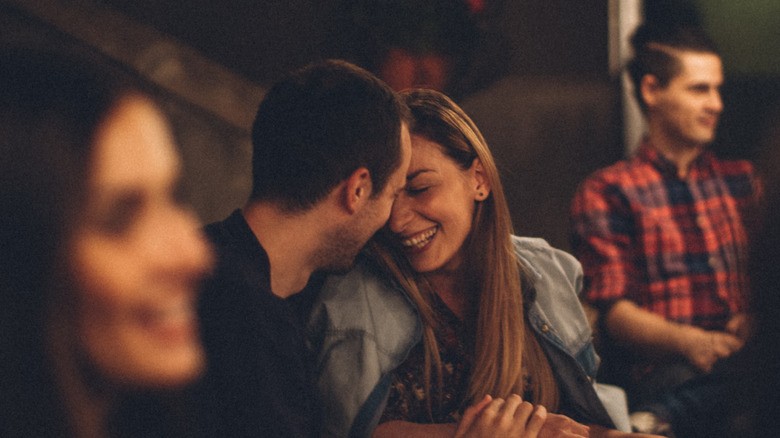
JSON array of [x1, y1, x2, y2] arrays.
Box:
[[0, 48, 190, 438]]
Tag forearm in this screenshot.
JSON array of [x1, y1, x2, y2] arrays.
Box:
[[604, 299, 694, 358]]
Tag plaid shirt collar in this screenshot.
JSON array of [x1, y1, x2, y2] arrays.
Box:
[[636, 138, 716, 179]]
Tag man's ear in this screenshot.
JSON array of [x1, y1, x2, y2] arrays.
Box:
[[471, 158, 491, 201], [344, 167, 372, 214], [641, 74, 661, 108]]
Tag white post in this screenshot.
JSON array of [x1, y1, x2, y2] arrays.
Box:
[[609, 0, 645, 157]]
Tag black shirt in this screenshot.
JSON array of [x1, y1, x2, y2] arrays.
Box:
[[194, 210, 323, 437]]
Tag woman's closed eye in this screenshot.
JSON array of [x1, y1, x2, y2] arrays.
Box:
[[406, 186, 429, 196]]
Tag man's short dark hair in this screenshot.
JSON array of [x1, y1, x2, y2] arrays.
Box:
[[249, 59, 409, 212], [627, 24, 720, 112]]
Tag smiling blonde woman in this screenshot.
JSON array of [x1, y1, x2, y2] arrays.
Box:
[[310, 89, 658, 438]]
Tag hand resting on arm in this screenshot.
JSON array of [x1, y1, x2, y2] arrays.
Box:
[[605, 300, 743, 373]]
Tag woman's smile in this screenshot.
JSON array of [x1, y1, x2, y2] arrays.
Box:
[[401, 226, 439, 252]]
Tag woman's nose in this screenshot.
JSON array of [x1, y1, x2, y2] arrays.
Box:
[[388, 195, 412, 235]]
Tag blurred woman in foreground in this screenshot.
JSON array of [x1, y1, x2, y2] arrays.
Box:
[[0, 49, 213, 438]]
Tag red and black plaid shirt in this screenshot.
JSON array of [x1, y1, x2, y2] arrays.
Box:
[[570, 141, 761, 330]]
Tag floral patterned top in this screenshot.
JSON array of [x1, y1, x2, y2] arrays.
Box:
[[379, 293, 533, 424]]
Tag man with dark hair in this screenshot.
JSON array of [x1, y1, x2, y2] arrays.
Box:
[[194, 59, 411, 437], [570, 23, 761, 419]]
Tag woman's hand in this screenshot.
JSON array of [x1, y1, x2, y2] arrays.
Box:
[[538, 413, 590, 438], [454, 394, 547, 438]]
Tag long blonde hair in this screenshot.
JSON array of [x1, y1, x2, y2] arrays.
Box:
[[370, 89, 559, 417]]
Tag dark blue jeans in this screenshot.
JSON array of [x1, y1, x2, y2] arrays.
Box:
[[639, 356, 754, 438]]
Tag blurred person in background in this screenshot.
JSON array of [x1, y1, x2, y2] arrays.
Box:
[[327, 0, 513, 100], [570, 23, 762, 425], [0, 48, 213, 438]]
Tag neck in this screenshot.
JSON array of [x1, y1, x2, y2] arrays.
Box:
[[56, 344, 116, 438], [242, 203, 322, 298], [647, 125, 707, 179], [426, 268, 471, 320]]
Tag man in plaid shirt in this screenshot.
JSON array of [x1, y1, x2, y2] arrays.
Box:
[[570, 23, 761, 413]]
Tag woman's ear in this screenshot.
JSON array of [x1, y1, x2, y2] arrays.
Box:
[[471, 158, 491, 201]]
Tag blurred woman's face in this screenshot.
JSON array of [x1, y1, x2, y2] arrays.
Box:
[[70, 95, 213, 388], [388, 134, 487, 275]]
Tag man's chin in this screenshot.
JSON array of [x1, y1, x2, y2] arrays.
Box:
[[320, 256, 358, 275], [696, 129, 717, 146]]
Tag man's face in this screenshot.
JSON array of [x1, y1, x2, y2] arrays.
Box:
[[648, 51, 724, 149], [318, 123, 412, 272], [364, 123, 413, 235]]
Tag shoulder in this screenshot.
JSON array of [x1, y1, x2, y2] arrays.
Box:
[[573, 160, 647, 210], [712, 156, 761, 187], [315, 255, 407, 313], [309, 254, 422, 437], [579, 159, 639, 188], [203, 209, 251, 250], [199, 210, 273, 323], [511, 236, 582, 286], [709, 154, 756, 175], [708, 155, 762, 198], [310, 254, 420, 355], [513, 236, 592, 352]]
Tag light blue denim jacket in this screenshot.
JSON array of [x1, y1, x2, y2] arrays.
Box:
[[308, 236, 624, 438]]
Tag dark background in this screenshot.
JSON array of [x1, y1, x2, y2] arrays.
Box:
[[2, 0, 778, 250]]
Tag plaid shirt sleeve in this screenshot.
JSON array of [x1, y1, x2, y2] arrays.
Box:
[[570, 170, 640, 311]]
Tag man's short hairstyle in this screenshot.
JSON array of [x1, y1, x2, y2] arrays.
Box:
[[249, 59, 409, 212], [627, 24, 720, 112]]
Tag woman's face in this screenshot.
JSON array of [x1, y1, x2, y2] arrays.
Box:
[[388, 133, 487, 274], [70, 95, 213, 388]]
